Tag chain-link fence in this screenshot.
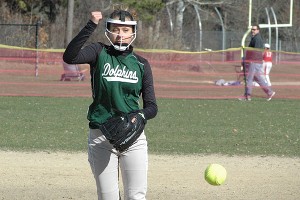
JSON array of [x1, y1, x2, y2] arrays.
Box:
[[0, 23, 41, 48]]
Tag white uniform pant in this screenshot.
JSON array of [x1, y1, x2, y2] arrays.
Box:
[[88, 129, 148, 200], [263, 61, 273, 86]]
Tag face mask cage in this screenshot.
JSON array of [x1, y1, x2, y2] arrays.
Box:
[[105, 18, 137, 51]]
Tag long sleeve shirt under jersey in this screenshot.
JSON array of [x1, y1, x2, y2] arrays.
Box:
[[63, 20, 157, 126]]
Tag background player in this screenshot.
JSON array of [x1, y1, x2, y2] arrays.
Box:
[[239, 25, 275, 101], [63, 7, 158, 200], [263, 43, 273, 86]]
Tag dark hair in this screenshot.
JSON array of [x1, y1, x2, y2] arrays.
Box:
[[109, 10, 134, 22], [107, 9, 137, 31], [253, 24, 260, 30]]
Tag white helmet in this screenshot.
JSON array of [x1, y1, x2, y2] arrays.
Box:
[[264, 43, 270, 49], [105, 11, 137, 51]]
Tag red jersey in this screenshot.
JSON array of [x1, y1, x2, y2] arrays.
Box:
[[263, 50, 272, 62]]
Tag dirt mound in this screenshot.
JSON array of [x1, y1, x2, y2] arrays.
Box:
[[0, 151, 299, 200]]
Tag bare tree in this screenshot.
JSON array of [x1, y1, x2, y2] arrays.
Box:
[[166, 0, 224, 50], [1, 0, 298, 51], [65, 0, 74, 48]]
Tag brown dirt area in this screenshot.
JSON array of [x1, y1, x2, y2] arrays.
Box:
[[1, 151, 299, 200], [1, 61, 299, 99]]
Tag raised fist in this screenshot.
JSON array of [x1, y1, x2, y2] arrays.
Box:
[[91, 11, 103, 24]]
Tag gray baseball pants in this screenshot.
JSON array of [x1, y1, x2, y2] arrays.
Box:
[[88, 129, 148, 200], [245, 62, 274, 96]]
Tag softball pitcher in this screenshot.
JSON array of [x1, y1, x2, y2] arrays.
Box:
[[63, 7, 158, 200]]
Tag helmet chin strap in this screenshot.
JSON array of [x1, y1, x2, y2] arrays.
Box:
[[105, 30, 136, 51]]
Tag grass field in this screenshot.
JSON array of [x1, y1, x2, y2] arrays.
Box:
[[1, 49, 300, 199], [1, 96, 299, 157]]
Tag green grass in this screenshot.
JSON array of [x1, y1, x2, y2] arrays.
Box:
[[0, 96, 299, 157]]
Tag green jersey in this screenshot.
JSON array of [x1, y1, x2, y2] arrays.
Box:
[[63, 20, 157, 128], [88, 47, 144, 126]]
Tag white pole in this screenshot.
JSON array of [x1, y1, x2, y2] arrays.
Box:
[[290, 0, 293, 26], [259, 0, 293, 28], [270, 7, 279, 64], [248, 0, 252, 28], [215, 7, 225, 51], [65, 0, 74, 47], [265, 8, 271, 45], [193, 4, 202, 51], [241, 0, 252, 48]]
